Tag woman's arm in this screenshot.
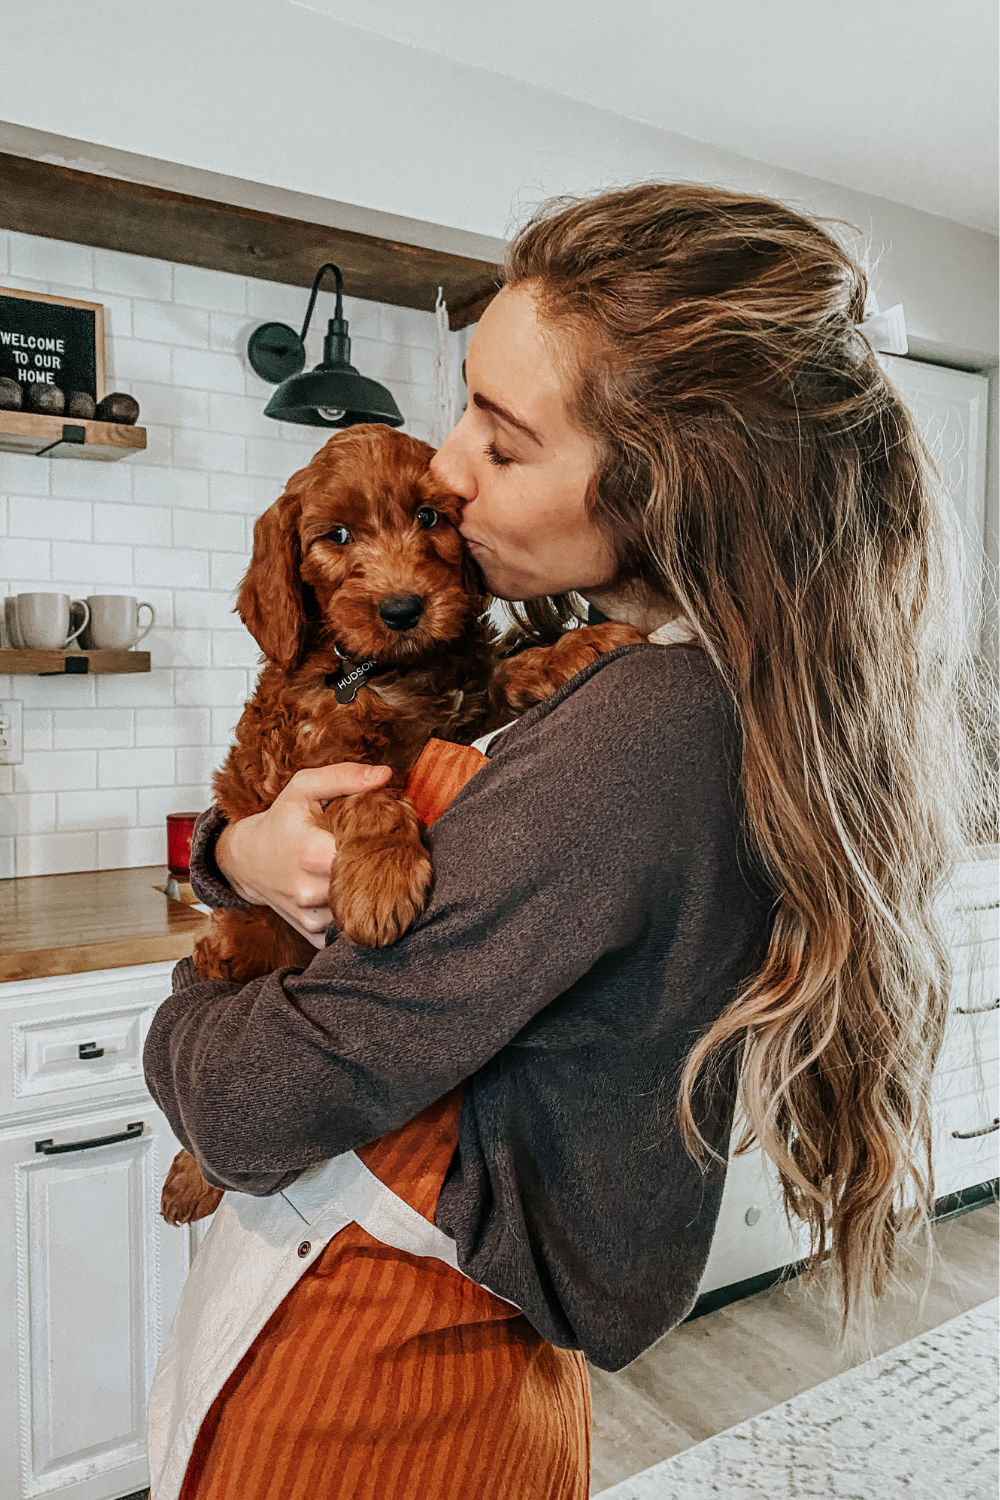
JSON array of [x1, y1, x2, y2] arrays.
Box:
[[144, 645, 761, 1197]]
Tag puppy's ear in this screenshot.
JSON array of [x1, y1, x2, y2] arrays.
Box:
[[237, 490, 308, 668]]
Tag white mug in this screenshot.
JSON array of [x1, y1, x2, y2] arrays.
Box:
[[4, 596, 24, 648], [84, 595, 155, 650], [14, 593, 90, 650]]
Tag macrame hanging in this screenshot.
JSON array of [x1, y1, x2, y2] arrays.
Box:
[[433, 286, 455, 447]]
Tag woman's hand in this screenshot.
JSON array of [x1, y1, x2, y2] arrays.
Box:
[[215, 763, 392, 948]]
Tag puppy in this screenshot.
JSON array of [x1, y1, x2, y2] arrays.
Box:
[[161, 424, 640, 1225]]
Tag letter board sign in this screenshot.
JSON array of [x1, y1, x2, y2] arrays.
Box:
[[0, 287, 106, 401]]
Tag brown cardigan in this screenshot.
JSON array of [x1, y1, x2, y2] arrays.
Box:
[[143, 643, 777, 1371]]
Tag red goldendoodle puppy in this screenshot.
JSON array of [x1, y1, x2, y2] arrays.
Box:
[[161, 424, 639, 1224]]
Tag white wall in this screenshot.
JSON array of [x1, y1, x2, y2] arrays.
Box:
[[0, 0, 996, 366], [0, 229, 454, 878]]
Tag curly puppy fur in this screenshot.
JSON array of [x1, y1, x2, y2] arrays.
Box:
[[164, 425, 641, 1222]]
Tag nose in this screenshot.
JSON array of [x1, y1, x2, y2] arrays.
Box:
[[378, 594, 425, 632], [429, 418, 476, 504]]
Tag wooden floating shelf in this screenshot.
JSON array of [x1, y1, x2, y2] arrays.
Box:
[[0, 648, 151, 675], [0, 410, 147, 461], [0, 151, 500, 332]]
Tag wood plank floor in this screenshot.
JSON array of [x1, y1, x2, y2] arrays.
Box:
[[588, 1202, 999, 1494]]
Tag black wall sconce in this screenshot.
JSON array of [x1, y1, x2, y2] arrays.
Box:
[[247, 263, 403, 429]]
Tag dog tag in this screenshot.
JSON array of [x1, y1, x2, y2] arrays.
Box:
[[327, 658, 380, 704]]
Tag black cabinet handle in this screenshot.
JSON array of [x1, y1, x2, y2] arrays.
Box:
[[78, 1042, 105, 1059], [954, 998, 999, 1015], [951, 1118, 1000, 1141], [35, 1122, 144, 1155]]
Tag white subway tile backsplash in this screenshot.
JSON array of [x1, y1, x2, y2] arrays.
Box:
[[209, 552, 250, 593], [0, 453, 52, 497], [94, 502, 172, 546], [58, 787, 138, 830], [174, 264, 247, 315], [172, 345, 247, 395], [98, 746, 175, 789], [3, 228, 449, 878], [136, 707, 210, 746], [0, 792, 57, 836], [127, 380, 211, 430], [94, 248, 172, 301], [246, 435, 321, 480], [4, 538, 51, 580], [208, 310, 256, 353], [53, 708, 134, 750], [135, 546, 210, 589], [51, 460, 132, 504], [13, 750, 97, 794], [96, 672, 175, 708], [208, 472, 278, 514], [22, 710, 53, 752], [51, 541, 133, 586], [174, 668, 249, 707], [9, 232, 94, 288], [172, 508, 245, 553], [98, 826, 165, 870], [107, 336, 173, 385], [176, 744, 225, 786], [16, 831, 98, 878], [132, 465, 210, 510], [132, 300, 211, 348], [138, 783, 215, 826], [173, 589, 240, 630], [9, 496, 91, 542], [149, 629, 213, 669], [172, 428, 246, 474], [211, 630, 260, 667]]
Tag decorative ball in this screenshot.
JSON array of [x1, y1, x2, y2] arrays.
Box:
[[95, 391, 140, 425], [0, 377, 23, 411], [66, 390, 97, 420], [26, 383, 66, 416]]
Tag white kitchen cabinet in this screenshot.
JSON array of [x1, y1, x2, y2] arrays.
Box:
[[700, 844, 999, 1300], [0, 962, 190, 1500]]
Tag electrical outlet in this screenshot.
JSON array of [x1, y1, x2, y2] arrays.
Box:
[[0, 700, 23, 765]]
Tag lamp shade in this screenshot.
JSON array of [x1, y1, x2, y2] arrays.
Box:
[[250, 263, 404, 430], [264, 338, 404, 428]]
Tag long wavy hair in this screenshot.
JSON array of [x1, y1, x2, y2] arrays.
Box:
[[501, 182, 997, 1336]]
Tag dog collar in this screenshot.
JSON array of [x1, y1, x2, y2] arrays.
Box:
[[325, 654, 388, 704]]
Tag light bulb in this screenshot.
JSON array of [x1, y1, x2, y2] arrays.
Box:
[[317, 406, 346, 422]]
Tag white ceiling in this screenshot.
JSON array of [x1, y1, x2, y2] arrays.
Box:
[[290, 0, 998, 234]]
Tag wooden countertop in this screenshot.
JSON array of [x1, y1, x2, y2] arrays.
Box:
[[0, 865, 206, 983]]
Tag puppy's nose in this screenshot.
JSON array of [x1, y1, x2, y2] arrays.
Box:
[[378, 594, 425, 632]]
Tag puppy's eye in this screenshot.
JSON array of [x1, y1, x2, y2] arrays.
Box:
[[416, 508, 440, 530], [324, 525, 353, 546]]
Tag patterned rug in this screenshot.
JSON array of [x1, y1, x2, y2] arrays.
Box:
[[595, 1299, 999, 1500]]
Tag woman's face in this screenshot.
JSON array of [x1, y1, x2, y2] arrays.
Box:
[[429, 285, 616, 601]]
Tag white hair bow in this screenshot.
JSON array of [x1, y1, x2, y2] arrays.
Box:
[[856, 298, 908, 356]]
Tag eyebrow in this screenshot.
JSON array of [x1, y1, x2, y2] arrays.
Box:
[[472, 391, 544, 447]]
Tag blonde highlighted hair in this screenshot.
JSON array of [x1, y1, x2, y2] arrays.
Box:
[[502, 183, 997, 1334]]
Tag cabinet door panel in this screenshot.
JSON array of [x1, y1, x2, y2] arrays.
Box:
[[0, 1103, 189, 1500]]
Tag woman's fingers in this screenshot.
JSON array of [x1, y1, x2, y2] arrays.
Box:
[[213, 762, 394, 941]]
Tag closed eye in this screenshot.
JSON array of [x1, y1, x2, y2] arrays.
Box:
[[484, 441, 514, 468]]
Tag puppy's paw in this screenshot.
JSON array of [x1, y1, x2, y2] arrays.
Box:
[[330, 843, 433, 948], [160, 1148, 224, 1225]]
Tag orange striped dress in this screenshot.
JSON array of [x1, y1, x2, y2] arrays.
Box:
[[176, 740, 592, 1500]]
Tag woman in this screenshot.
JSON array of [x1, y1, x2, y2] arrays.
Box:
[[144, 183, 989, 1500]]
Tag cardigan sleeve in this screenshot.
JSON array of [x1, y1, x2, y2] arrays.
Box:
[[144, 643, 776, 1365]]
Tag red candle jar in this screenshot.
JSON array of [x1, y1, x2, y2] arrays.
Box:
[[166, 812, 200, 877]]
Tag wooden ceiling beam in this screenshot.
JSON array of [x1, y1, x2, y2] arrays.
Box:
[[0, 152, 499, 331]]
